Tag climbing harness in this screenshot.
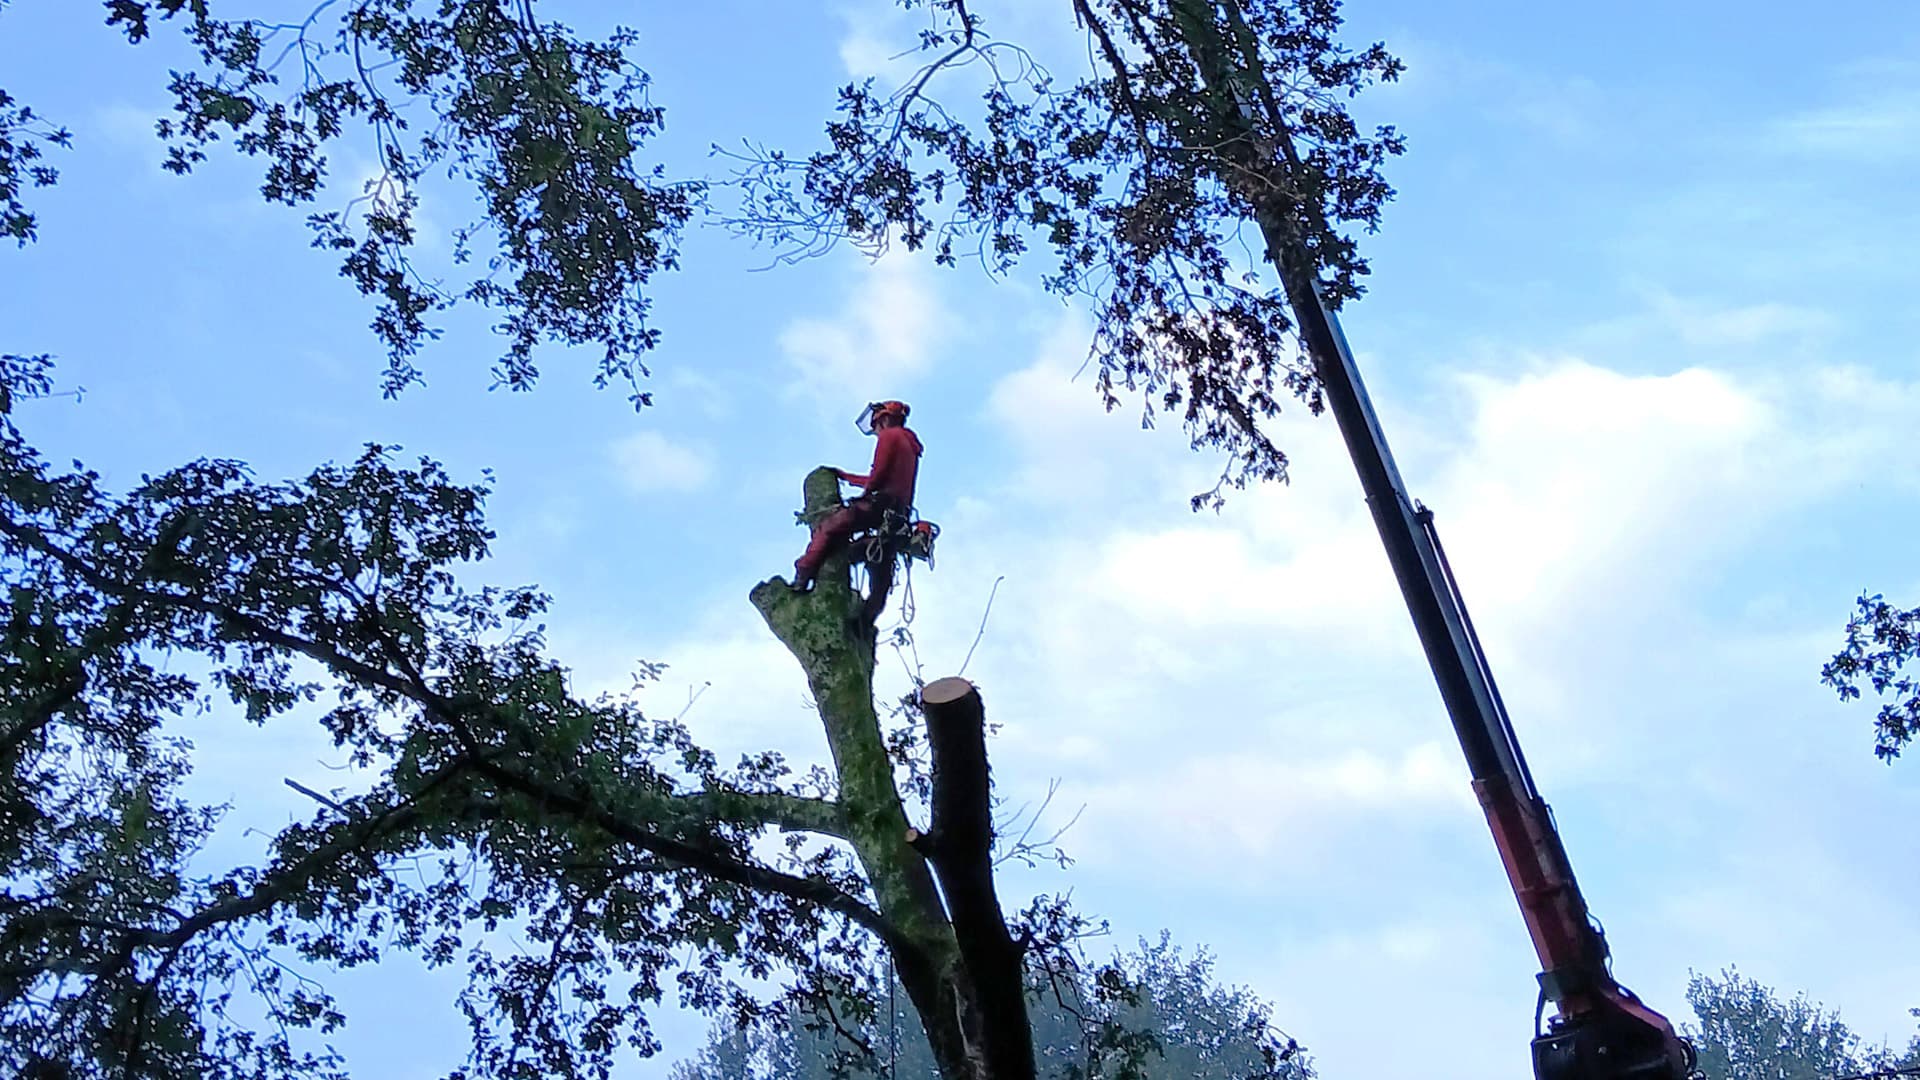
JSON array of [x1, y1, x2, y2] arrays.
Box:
[[862, 506, 939, 569], [857, 507, 939, 631]]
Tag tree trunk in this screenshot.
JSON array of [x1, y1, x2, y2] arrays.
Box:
[[751, 467, 1003, 1080], [920, 677, 1036, 1080]]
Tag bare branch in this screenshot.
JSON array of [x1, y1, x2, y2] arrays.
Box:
[[957, 575, 1005, 678], [282, 779, 347, 815]]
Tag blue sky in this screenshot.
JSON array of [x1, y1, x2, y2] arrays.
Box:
[[5, 1, 1920, 1077]]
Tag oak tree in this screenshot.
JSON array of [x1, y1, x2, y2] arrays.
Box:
[[1, 1, 1402, 1077]]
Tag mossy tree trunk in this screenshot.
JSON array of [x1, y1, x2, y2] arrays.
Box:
[[749, 468, 1034, 1080]]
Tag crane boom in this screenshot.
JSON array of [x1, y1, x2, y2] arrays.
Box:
[[1282, 277, 1695, 1080], [1153, 5, 1696, 1071]]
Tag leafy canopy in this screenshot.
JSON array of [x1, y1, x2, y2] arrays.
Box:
[[727, 0, 1404, 506], [96, 0, 699, 402], [671, 935, 1312, 1080], [1682, 968, 1919, 1080], [1823, 594, 1920, 761], [7, 0, 1406, 506], [0, 352, 887, 1078], [0, 0, 1409, 1076]]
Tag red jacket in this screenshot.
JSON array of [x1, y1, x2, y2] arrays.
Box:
[[842, 426, 923, 507]]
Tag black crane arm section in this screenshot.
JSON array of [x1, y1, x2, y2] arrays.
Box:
[[1151, 5, 1697, 1072], [1278, 234, 1696, 1080]]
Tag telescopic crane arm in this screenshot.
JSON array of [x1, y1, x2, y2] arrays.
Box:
[[1159, 3, 1699, 1075], [1284, 280, 1696, 1080]]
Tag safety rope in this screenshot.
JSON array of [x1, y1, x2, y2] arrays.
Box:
[[898, 554, 916, 628], [859, 507, 919, 631]]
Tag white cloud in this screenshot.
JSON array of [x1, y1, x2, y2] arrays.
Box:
[[833, 0, 920, 82], [834, 0, 1090, 85], [1239, 908, 1533, 1079], [335, 152, 448, 255], [1751, 56, 1920, 162], [349, 158, 413, 219], [1771, 91, 1920, 161], [90, 103, 191, 185], [1504, 74, 1605, 146], [991, 347, 1920, 666], [1638, 290, 1835, 348], [546, 599, 842, 776], [661, 367, 736, 421], [778, 254, 947, 405], [607, 430, 712, 494], [1560, 291, 1850, 399], [907, 338, 1920, 875], [1066, 739, 1476, 870], [657, 303, 1920, 789], [93, 103, 168, 160], [983, 310, 1248, 509], [1427, 361, 1771, 619], [837, 16, 907, 81], [636, 276, 1920, 1077], [1345, 39, 1605, 147]]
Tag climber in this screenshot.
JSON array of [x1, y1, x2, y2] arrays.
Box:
[[790, 400, 923, 619]]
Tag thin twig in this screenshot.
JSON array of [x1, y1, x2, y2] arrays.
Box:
[[993, 779, 1086, 868], [674, 681, 712, 724], [957, 575, 1005, 677]]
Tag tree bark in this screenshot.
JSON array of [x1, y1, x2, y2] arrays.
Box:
[[747, 471, 1046, 1080], [921, 676, 1036, 1080], [750, 467, 981, 1080]]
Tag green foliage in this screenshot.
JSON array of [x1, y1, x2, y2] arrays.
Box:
[[0, 357, 886, 1078], [1, 353, 1233, 1080], [1822, 594, 1920, 761], [25, 0, 1406, 505], [98, 0, 698, 402], [671, 934, 1312, 1080], [1682, 968, 1918, 1080], [12, 0, 1406, 502], [3, 3, 1390, 1076], [0, 87, 72, 245], [729, 0, 1403, 507]]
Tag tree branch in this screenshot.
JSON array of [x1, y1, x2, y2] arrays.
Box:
[[465, 754, 903, 952], [0, 516, 431, 706], [41, 756, 475, 985], [0, 516, 901, 961], [0, 512, 194, 759], [672, 788, 848, 841]]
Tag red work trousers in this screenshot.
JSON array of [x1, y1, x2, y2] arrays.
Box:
[[795, 495, 903, 625], [795, 495, 899, 583]]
